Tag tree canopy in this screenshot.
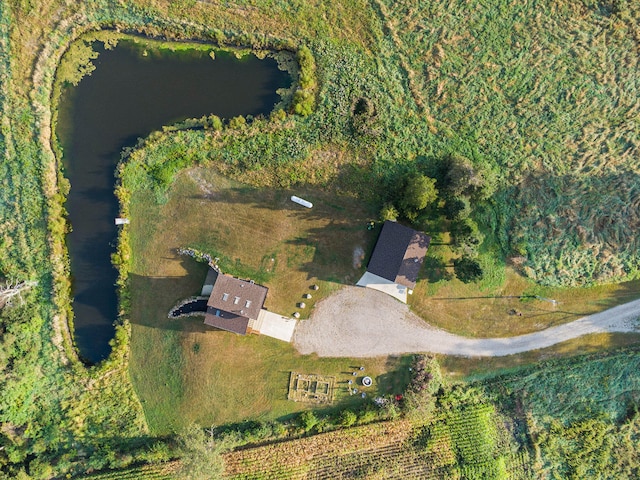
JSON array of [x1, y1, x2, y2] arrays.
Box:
[[399, 174, 438, 219], [453, 256, 484, 283]]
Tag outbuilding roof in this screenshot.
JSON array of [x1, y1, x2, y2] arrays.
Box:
[[366, 221, 431, 289]]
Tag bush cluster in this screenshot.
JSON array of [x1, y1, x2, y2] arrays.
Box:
[[292, 45, 317, 116], [377, 153, 495, 283], [407, 354, 443, 396], [403, 355, 443, 420]]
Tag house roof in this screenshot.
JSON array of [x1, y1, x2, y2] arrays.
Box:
[[204, 273, 268, 334], [366, 220, 431, 289], [204, 307, 251, 335]]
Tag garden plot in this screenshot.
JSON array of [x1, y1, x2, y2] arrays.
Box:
[[288, 372, 336, 404]]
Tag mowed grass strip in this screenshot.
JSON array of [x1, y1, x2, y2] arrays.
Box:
[[412, 255, 640, 338], [128, 167, 411, 433], [441, 333, 640, 380]]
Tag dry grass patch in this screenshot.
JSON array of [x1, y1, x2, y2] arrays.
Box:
[[410, 265, 640, 337], [128, 166, 410, 433], [174, 166, 376, 315], [441, 333, 640, 380]]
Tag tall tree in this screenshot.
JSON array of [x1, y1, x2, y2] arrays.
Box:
[[450, 218, 483, 251], [177, 424, 225, 480], [443, 154, 495, 200]]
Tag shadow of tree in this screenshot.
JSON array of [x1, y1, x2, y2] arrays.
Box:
[[420, 254, 453, 283], [375, 355, 413, 396]]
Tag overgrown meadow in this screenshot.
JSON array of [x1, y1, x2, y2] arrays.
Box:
[[0, 0, 639, 478]]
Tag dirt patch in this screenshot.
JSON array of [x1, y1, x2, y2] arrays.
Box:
[[352, 246, 365, 268], [187, 168, 217, 199]]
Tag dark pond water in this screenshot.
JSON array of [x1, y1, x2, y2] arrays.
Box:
[[57, 39, 291, 364], [169, 299, 208, 318]]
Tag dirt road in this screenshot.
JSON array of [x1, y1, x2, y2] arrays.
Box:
[[293, 286, 640, 357]]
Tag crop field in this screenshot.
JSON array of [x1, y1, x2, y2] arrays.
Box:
[[1, 0, 639, 477], [223, 402, 531, 479], [83, 462, 180, 480]]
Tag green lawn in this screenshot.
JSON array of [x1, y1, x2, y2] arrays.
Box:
[[412, 257, 640, 338], [128, 167, 410, 433], [128, 166, 640, 433]]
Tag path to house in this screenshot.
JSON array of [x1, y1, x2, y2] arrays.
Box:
[[292, 286, 640, 357]]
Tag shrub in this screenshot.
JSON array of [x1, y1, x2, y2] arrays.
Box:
[[357, 408, 378, 425], [177, 424, 225, 480], [208, 114, 223, 131], [141, 441, 171, 464], [299, 411, 318, 433], [408, 354, 443, 396], [351, 97, 380, 136], [293, 89, 314, 116], [228, 115, 247, 130], [450, 217, 483, 252], [379, 202, 399, 222], [28, 458, 54, 480], [404, 355, 443, 420], [442, 154, 493, 200], [398, 174, 438, 221], [291, 45, 316, 116], [270, 108, 287, 122], [339, 409, 357, 427], [443, 196, 470, 221]]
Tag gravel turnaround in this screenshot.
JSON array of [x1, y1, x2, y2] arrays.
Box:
[[292, 286, 640, 357]]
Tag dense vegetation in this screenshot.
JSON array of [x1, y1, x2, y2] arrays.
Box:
[[0, 0, 639, 478], [209, 350, 640, 479], [75, 346, 640, 478], [485, 346, 640, 479]]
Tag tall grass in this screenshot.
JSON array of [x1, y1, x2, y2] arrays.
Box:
[[1, 0, 639, 476], [377, 0, 640, 285], [485, 346, 640, 478]]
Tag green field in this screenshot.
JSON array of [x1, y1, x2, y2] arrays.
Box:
[[127, 168, 411, 432], [1, 0, 639, 478]]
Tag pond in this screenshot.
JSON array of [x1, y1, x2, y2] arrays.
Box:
[[56, 38, 292, 364]]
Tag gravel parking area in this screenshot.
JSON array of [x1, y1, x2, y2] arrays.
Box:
[[293, 286, 640, 357]]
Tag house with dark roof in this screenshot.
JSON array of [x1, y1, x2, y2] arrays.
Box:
[[356, 220, 430, 302], [204, 273, 268, 335], [169, 264, 298, 341]]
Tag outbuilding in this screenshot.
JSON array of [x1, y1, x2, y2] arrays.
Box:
[[356, 220, 430, 303]]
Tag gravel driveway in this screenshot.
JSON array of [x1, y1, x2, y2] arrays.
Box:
[[293, 286, 640, 357]]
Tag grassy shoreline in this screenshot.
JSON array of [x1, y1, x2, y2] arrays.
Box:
[[1, 0, 639, 477]]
